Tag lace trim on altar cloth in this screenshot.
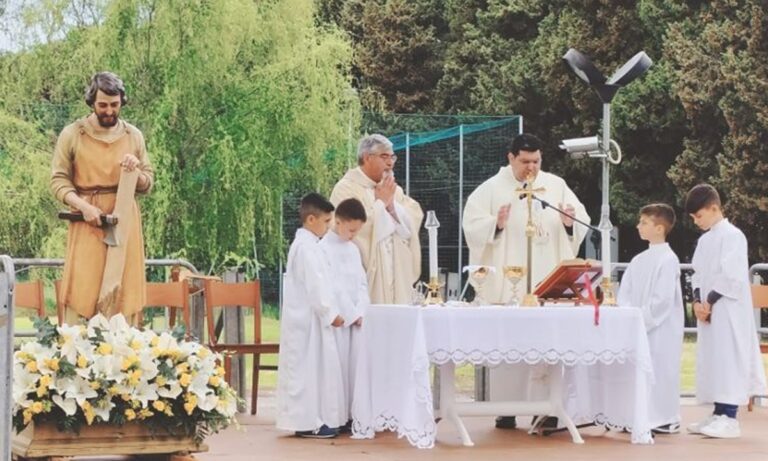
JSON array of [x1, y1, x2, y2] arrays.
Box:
[[428, 348, 635, 367], [576, 413, 653, 445], [351, 413, 437, 449]]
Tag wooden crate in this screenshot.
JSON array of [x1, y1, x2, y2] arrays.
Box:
[[12, 421, 208, 459]]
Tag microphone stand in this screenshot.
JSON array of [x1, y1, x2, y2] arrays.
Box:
[[527, 195, 616, 241]]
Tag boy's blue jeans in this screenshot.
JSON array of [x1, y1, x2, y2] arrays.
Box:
[[713, 402, 738, 419]]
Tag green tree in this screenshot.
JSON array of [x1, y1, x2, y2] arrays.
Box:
[[665, 0, 768, 260], [0, 0, 359, 273]]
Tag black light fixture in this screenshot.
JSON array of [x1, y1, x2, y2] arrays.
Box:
[[561, 48, 652, 304]]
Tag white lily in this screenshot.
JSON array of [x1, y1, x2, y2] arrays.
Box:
[[52, 395, 78, 416], [157, 382, 183, 399], [197, 393, 219, 412], [57, 324, 87, 362], [131, 380, 159, 408], [60, 376, 98, 405]]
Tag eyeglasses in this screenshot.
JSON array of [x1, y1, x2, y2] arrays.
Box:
[[372, 153, 398, 162]]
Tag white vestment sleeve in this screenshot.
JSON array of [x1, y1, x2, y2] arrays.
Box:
[[462, 184, 501, 250], [643, 259, 679, 332], [709, 234, 749, 300], [391, 201, 413, 239], [372, 199, 398, 243], [303, 250, 340, 326]]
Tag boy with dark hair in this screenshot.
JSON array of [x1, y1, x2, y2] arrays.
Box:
[[319, 198, 369, 433], [276, 192, 346, 438], [618, 203, 684, 434], [684, 184, 766, 438]]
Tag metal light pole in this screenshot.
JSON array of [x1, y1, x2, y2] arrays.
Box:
[[562, 49, 652, 304]]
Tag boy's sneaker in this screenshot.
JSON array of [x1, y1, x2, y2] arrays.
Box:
[[295, 425, 338, 439], [652, 422, 680, 434], [338, 420, 353, 434], [687, 415, 717, 434], [700, 415, 741, 439]]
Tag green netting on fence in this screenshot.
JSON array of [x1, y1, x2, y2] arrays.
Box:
[[388, 117, 520, 152]]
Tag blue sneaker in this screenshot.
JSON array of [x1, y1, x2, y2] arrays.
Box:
[[295, 425, 338, 439]]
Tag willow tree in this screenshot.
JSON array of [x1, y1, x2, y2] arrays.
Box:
[[0, 0, 359, 272]]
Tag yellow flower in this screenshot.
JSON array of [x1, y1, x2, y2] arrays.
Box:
[[30, 401, 44, 414], [128, 369, 142, 386], [197, 348, 210, 358], [39, 375, 53, 387], [176, 363, 190, 373], [90, 381, 101, 390], [155, 376, 167, 387], [81, 401, 95, 425], [77, 355, 88, 368], [97, 343, 113, 355], [108, 386, 120, 396], [152, 400, 166, 412], [44, 358, 60, 371], [150, 336, 159, 347], [22, 409, 33, 425], [164, 406, 174, 417], [179, 373, 192, 387], [36, 386, 47, 398], [125, 409, 137, 421], [121, 394, 132, 402], [208, 376, 221, 387], [215, 366, 226, 377], [25, 361, 38, 373], [139, 408, 154, 419], [121, 356, 138, 371], [130, 339, 142, 350], [183, 402, 196, 415]]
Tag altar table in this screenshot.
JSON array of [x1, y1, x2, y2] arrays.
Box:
[[351, 305, 654, 448]]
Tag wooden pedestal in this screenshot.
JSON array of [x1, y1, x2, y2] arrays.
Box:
[[12, 421, 208, 460]]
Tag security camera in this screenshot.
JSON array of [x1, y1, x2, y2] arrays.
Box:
[[559, 136, 601, 159]]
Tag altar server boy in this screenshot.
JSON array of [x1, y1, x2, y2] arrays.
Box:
[[618, 203, 684, 434], [685, 184, 766, 439], [276, 193, 346, 438], [320, 198, 370, 432]]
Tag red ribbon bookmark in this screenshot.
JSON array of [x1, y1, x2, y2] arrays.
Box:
[[583, 274, 600, 326]]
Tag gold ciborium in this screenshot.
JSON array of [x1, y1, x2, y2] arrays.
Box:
[[503, 265, 526, 307]]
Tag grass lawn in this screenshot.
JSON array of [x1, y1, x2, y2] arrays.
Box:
[[12, 315, 768, 398]]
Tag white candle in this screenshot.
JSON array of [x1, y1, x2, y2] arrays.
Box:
[[424, 211, 440, 280]]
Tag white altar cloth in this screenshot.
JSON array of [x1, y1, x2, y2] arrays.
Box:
[[351, 305, 654, 448]]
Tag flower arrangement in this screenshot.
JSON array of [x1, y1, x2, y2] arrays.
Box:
[[12, 314, 239, 442]]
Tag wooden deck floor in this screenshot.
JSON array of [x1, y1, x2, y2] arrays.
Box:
[[190, 397, 768, 461]]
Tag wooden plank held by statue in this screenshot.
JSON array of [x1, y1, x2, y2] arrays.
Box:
[[96, 169, 139, 317], [533, 259, 602, 305]]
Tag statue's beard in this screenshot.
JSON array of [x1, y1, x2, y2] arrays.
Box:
[[96, 113, 118, 127]]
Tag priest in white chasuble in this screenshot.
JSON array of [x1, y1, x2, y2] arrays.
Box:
[[462, 133, 589, 428], [330, 134, 424, 305]]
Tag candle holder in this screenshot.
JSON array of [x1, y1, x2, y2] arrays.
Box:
[[503, 265, 526, 307], [423, 276, 444, 305]]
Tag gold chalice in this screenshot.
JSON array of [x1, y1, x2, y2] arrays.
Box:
[[503, 265, 526, 307], [471, 266, 490, 305]]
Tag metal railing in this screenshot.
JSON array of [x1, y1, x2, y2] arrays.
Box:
[[1, 255, 15, 461]]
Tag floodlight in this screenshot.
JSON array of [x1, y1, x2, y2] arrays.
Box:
[[607, 51, 653, 86], [561, 48, 653, 304]]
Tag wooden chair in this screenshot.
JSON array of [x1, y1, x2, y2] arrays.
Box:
[[748, 284, 768, 410], [14, 280, 46, 318], [54, 280, 64, 325], [144, 280, 191, 332], [203, 279, 279, 415]]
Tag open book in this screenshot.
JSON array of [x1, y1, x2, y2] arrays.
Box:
[[533, 259, 602, 304]]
